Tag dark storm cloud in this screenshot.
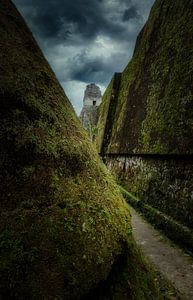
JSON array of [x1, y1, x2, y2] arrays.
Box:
[[14, 0, 133, 42], [13, 0, 155, 113], [72, 59, 110, 84], [68, 50, 128, 85], [123, 6, 141, 21]]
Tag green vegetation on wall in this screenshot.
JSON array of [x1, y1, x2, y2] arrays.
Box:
[[97, 0, 193, 256], [98, 0, 193, 154], [97, 73, 122, 154], [0, 1, 165, 299], [106, 155, 193, 253]]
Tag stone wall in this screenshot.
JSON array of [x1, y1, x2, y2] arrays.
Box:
[[106, 155, 193, 229], [97, 0, 193, 155], [104, 154, 193, 251], [96, 73, 122, 154], [80, 83, 101, 139], [83, 83, 101, 107], [80, 106, 99, 130], [97, 0, 193, 252]]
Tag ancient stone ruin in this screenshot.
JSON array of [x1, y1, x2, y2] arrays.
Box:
[[80, 83, 101, 139], [0, 1, 163, 299], [97, 0, 193, 253]]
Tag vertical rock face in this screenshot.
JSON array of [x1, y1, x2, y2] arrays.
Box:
[[97, 0, 193, 250], [98, 0, 193, 155], [96, 73, 122, 154], [80, 83, 101, 135], [0, 1, 162, 299]]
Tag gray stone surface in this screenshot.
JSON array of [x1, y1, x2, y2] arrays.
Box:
[[80, 83, 101, 138], [131, 206, 193, 300], [83, 83, 101, 107]]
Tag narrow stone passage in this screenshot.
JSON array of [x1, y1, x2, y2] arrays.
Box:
[[130, 206, 193, 300]]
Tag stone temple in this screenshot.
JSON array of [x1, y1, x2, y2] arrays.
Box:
[[80, 83, 101, 138]]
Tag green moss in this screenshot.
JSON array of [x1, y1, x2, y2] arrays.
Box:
[[98, 0, 193, 154], [108, 154, 193, 231], [96, 75, 117, 153], [121, 186, 193, 255], [0, 1, 164, 299]]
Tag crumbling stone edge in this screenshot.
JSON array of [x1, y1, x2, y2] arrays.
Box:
[[120, 186, 193, 256]]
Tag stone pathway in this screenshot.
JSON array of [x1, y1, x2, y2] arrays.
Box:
[[130, 206, 193, 300]]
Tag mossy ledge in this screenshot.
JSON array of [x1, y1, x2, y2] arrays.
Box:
[[0, 1, 165, 299], [121, 187, 193, 255], [102, 154, 193, 255]]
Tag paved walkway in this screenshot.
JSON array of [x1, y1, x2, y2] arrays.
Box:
[[130, 207, 193, 300]]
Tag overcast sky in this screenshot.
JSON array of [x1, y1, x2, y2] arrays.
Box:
[[13, 0, 155, 114]]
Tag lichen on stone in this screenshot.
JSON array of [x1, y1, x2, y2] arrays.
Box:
[[97, 0, 193, 155], [0, 1, 164, 299]]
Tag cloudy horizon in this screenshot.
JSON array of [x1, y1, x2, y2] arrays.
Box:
[[13, 0, 155, 115]]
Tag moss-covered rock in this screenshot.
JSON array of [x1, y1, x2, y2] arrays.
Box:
[[98, 0, 193, 154], [96, 73, 122, 154], [121, 184, 193, 258], [97, 0, 193, 255], [107, 155, 193, 230], [0, 1, 163, 299]]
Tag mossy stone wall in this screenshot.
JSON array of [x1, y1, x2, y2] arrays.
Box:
[[97, 0, 193, 154], [97, 73, 122, 154], [0, 1, 166, 299], [97, 0, 193, 253], [106, 155, 193, 230]]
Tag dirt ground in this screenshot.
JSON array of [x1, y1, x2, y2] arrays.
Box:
[[130, 207, 193, 300]]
